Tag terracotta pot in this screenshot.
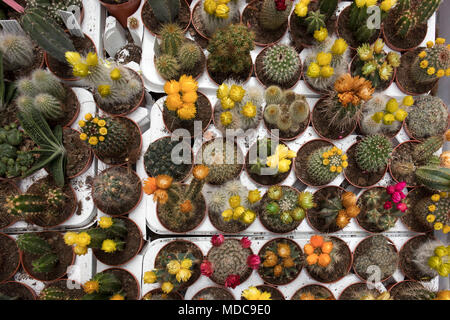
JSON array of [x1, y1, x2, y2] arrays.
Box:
[[95, 68, 145, 116], [192, 286, 234, 300], [0, 233, 20, 283], [401, 186, 433, 233], [39, 278, 83, 300], [388, 140, 421, 188], [0, 179, 21, 229], [352, 234, 399, 283], [338, 282, 379, 300], [92, 216, 144, 267], [206, 57, 254, 86], [382, 23, 426, 53], [142, 288, 184, 300], [388, 279, 427, 300], [403, 112, 450, 142], [101, 267, 140, 299], [99, 0, 142, 28], [291, 284, 335, 300], [0, 281, 37, 300], [64, 128, 94, 180], [142, 0, 191, 37]]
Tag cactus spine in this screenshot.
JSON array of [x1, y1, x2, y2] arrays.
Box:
[[406, 96, 448, 140], [31, 69, 67, 101], [34, 94, 63, 120], [411, 41, 450, 85], [156, 54, 181, 80], [259, 0, 293, 31], [0, 33, 34, 71], [412, 136, 444, 163], [160, 23, 184, 56], [395, 0, 442, 38], [178, 43, 201, 71], [262, 45, 300, 85], [355, 134, 392, 173]]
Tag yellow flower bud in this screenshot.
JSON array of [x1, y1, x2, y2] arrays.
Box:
[[427, 67, 435, 75], [233, 206, 246, 220], [427, 41, 434, 48], [320, 65, 334, 78], [294, 3, 308, 17], [248, 190, 262, 204], [435, 38, 446, 45], [220, 111, 233, 126], [78, 120, 86, 127], [241, 102, 257, 118], [110, 68, 121, 80], [371, 111, 384, 123], [98, 119, 106, 127], [221, 96, 235, 110], [222, 209, 233, 222], [306, 62, 321, 78], [166, 94, 183, 111], [181, 259, 193, 269], [64, 232, 78, 246], [241, 209, 256, 225], [373, 39, 384, 54], [75, 232, 91, 246], [402, 95, 414, 106], [164, 80, 180, 95], [101, 239, 117, 253], [74, 245, 87, 256], [229, 85, 245, 102], [86, 52, 98, 66], [217, 83, 229, 99], [79, 133, 88, 141], [144, 271, 157, 284], [383, 113, 395, 125], [385, 98, 399, 113], [161, 282, 174, 294], [331, 38, 348, 55], [65, 51, 82, 66], [313, 27, 328, 42], [177, 104, 197, 120], [394, 109, 408, 122], [215, 4, 229, 19], [229, 195, 241, 208], [176, 268, 192, 282], [278, 159, 292, 173], [203, 0, 217, 15], [98, 85, 111, 97], [355, 0, 366, 8], [316, 52, 332, 66]]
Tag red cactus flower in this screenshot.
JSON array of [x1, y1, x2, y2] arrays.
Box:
[[211, 234, 224, 247], [275, 0, 287, 11], [391, 192, 402, 203], [386, 185, 395, 194], [247, 254, 261, 270], [200, 260, 213, 277], [397, 202, 408, 213], [383, 201, 392, 209], [224, 274, 241, 289], [394, 181, 406, 191], [240, 237, 251, 248]]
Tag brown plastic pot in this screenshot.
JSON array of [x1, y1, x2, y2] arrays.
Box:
[[382, 23, 426, 53], [338, 282, 379, 300], [352, 234, 399, 283], [0, 233, 20, 283], [388, 139, 421, 188], [99, 0, 142, 28], [291, 284, 336, 300], [142, 288, 184, 300], [401, 186, 433, 233], [388, 280, 427, 300], [92, 216, 144, 267], [0, 179, 21, 229], [404, 112, 450, 142], [142, 0, 191, 37], [65, 128, 94, 180], [101, 267, 140, 300], [0, 281, 37, 300]]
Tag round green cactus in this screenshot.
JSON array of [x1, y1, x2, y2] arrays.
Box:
[[156, 54, 180, 80], [355, 134, 392, 173], [262, 44, 300, 85], [178, 42, 201, 71]]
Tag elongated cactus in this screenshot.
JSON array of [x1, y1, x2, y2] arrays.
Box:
[[160, 23, 184, 56], [356, 134, 392, 173], [396, 0, 411, 12], [27, 0, 83, 27], [156, 54, 180, 80], [34, 94, 64, 120], [4, 188, 65, 218], [178, 43, 201, 71], [415, 166, 450, 192], [17, 233, 53, 255], [259, 0, 293, 31], [40, 287, 70, 300], [17, 79, 38, 97], [21, 7, 76, 63], [32, 253, 59, 273], [31, 69, 67, 101], [412, 136, 444, 163], [319, 0, 338, 20], [0, 33, 34, 71], [262, 45, 300, 85], [147, 0, 180, 23], [411, 41, 450, 85], [396, 0, 442, 38]]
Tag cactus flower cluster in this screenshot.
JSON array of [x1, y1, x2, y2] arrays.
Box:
[[203, 0, 231, 19], [412, 38, 450, 84], [304, 235, 333, 267], [221, 190, 260, 225], [266, 144, 297, 174], [427, 245, 449, 277], [425, 192, 450, 233], [164, 75, 199, 120]]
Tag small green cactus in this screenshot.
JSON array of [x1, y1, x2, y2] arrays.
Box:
[[406, 96, 448, 140], [160, 23, 184, 56], [412, 136, 444, 163], [156, 54, 180, 80], [32, 253, 59, 273], [31, 69, 67, 101], [178, 42, 201, 71], [355, 134, 392, 173], [262, 45, 301, 85], [17, 78, 38, 97], [305, 10, 326, 34], [259, 0, 293, 31], [264, 85, 283, 105], [0, 33, 34, 71], [147, 0, 180, 24], [34, 94, 63, 120]]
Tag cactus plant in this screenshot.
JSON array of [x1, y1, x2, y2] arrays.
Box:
[[200, 0, 240, 36], [147, 0, 181, 24], [16, 233, 59, 274], [306, 146, 348, 185], [406, 96, 448, 140], [33, 94, 64, 120], [413, 192, 449, 233], [261, 45, 301, 85], [0, 32, 34, 71], [178, 43, 201, 71], [156, 54, 181, 80], [39, 287, 70, 300], [82, 272, 123, 299], [304, 10, 326, 34], [410, 40, 450, 85], [31, 69, 67, 101], [259, 0, 293, 31], [160, 23, 184, 57], [415, 166, 450, 192], [395, 0, 442, 38], [27, 0, 83, 27], [264, 85, 283, 105], [355, 134, 393, 173], [413, 136, 444, 163]]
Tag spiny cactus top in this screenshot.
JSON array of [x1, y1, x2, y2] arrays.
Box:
[[355, 134, 393, 173], [164, 75, 199, 120], [306, 146, 348, 185], [259, 0, 294, 31], [395, 0, 443, 38], [422, 192, 449, 233], [411, 38, 450, 84], [262, 44, 301, 85], [0, 32, 34, 71]]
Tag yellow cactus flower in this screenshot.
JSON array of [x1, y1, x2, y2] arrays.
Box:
[[316, 52, 332, 66], [383, 113, 395, 125], [98, 85, 111, 97], [203, 0, 217, 15], [229, 195, 241, 208], [278, 159, 292, 173], [427, 67, 435, 75], [336, 166, 343, 173], [101, 239, 117, 253], [78, 120, 86, 127], [110, 294, 125, 300], [402, 95, 414, 106], [428, 204, 436, 212], [215, 4, 229, 19], [110, 68, 121, 80], [99, 136, 105, 142], [242, 287, 271, 300], [166, 94, 183, 111], [217, 83, 229, 99], [79, 133, 88, 141], [92, 117, 99, 124], [320, 65, 334, 78], [72, 62, 89, 77], [181, 259, 192, 269], [385, 98, 399, 113], [241, 209, 256, 224], [431, 194, 440, 202], [420, 60, 429, 68], [161, 282, 174, 294], [341, 154, 348, 161], [427, 41, 434, 48], [434, 222, 443, 230], [179, 75, 198, 93], [64, 232, 78, 246], [229, 85, 245, 102], [99, 216, 113, 229], [248, 190, 262, 204], [88, 136, 98, 146], [76, 232, 91, 246], [182, 91, 198, 104], [306, 62, 321, 78], [167, 260, 181, 275], [74, 244, 87, 255], [221, 96, 235, 110], [313, 27, 328, 42], [144, 270, 157, 284], [233, 206, 246, 220], [65, 51, 82, 66], [176, 268, 192, 282], [436, 69, 445, 78], [418, 51, 427, 59], [323, 159, 330, 165], [394, 109, 408, 122], [443, 225, 450, 234], [355, 0, 366, 7], [97, 119, 106, 127], [371, 111, 384, 123], [84, 113, 93, 121], [373, 39, 385, 53], [86, 52, 98, 66], [342, 161, 348, 168], [446, 68, 450, 76], [294, 3, 308, 17], [242, 102, 257, 118], [330, 165, 337, 172], [436, 38, 446, 45], [331, 38, 348, 55], [366, 0, 377, 6], [222, 209, 233, 222], [164, 80, 180, 95], [99, 127, 108, 136], [220, 111, 233, 126], [426, 214, 436, 223], [380, 0, 393, 11], [83, 280, 99, 294]]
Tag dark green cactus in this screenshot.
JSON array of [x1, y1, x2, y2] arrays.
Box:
[[395, 0, 442, 38], [355, 134, 393, 173], [26, 0, 83, 28], [17, 233, 53, 255], [396, 0, 411, 12], [305, 10, 326, 34], [319, 0, 338, 20], [91, 117, 131, 159], [415, 166, 450, 192], [412, 136, 444, 163], [147, 0, 180, 23], [32, 252, 59, 273], [411, 42, 449, 84], [91, 272, 122, 295]]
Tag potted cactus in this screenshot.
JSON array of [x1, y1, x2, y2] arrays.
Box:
[[144, 165, 209, 233], [207, 180, 261, 233], [307, 187, 360, 233], [389, 280, 449, 300], [353, 235, 399, 282], [246, 138, 296, 186], [407, 191, 449, 234], [197, 138, 244, 185], [192, 287, 235, 300], [143, 239, 203, 294], [258, 186, 313, 233], [359, 95, 411, 138], [304, 235, 352, 283], [303, 36, 350, 93], [242, 0, 293, 46], [162, 75, 212, 137], [383, 0, 443, 51], [396, 38, 450, 95], [241, 285, 284, 300], [63, 127, 92, 179], [312, 73, 374, 140], [0, 233, 20, 283], [356, 183, 409, 233], [192, 0, 240, 39], [92, 166, 142, 216], [0, 281, 36, 300], [82, 268, 140, 300], [154, 23, 205, 81], [17, 232, 74, 282], [24, 0, 84, 28], [201, 235, 260, 288], [206, 23, 255, 84], [336, 0, 394, 49], [289, 0, 339, 50], [291, 284, 335, 300], [257, 238, 304, 285], [343, 134, 393, 188], [143, 0, 191, 36], [38, 279, 84, 300], [213, 81, 263, 135], [350, 39, 400, 91], [100, 0, 142, 28], [0, 180, 21, 229], [339, 283, 390, 300], [0, 52, 19, 127], [263, 86, 310, 140], [295, 142, 348, 187]]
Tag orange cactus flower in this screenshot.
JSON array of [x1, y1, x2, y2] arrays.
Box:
[[341, 192, 357, 208], [83, 280, 99, 294], [263, 251, 278, 267], [273, 264, 283, 277], [345, 205, 361, 218], [283, 257, 295, 268], [192, 165, 210, 180], [310, 235, 324, 248], [336, 212, 350, 229], [277, 243, 291, 258], [180, 199, 193, 213], [153, 189, 168, 204], [304, 243, 315, 255], [143, 177, 157, 195], [306, 253, 319, 265], [300, 292, 316, 300], [155, 175, 173, 190], [318, 253, 331, 267], [321, 241, 333, 254]]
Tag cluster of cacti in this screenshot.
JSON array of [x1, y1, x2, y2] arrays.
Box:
[[144, 251, 198, 294], [208, 180, 261, 225], [346, 0, 394, 43], [17, 69, 67, 121], [294, 0, 338, 34], [315, 190, 360, 230], [360, 95, 412, 135], [261, 45, 300, 85], [201, 0, 240, 36], [164, 75, 199, 121], [264, 86, 310, 135], [215, 81, 263, 132], [410, 38, 450, 85], [306, 146, 348, 185], [395, 0, 443, 38], [353, 235, 398, 280], [27, 0, 83, 27], [0, 32, 34, 71], [354, 39, 400, 88], [200, 139, 242, 185], [21, 7, 76, 63], [207, 24, 255, 75], [78, 113, 131, 159], [147, 0, 181, 24], [82, 272, 125, 300], [260, 240, 302, 281], [304, 37, 350, 91], [64, 217, 128, 256], [355, 134, 393, 173], [249, 139, 296, 175], [144, 137, 192, 181], [359, 183, 408, 231], [412, 240, 449, 278], [155, 24, 202, 80], [16, 233, 59, 274], [406, 95, 448, 140], [65, 51, 142, 106], [263, 186, 313, 227], [304, 235, 342, 272], [414, 192, 449, 233], [39, 287, 72, 300], [259, 0, 293, 31], [0, 123, 35, 179]]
